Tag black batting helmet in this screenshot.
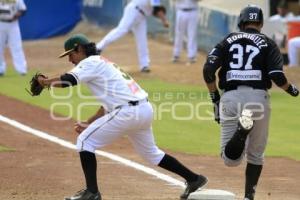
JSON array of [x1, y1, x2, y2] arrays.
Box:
[[238, 5, 264, 30]]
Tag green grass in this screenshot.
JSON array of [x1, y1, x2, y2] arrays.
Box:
[[0, 69, 300, 160], [0, 145, 14, 152]]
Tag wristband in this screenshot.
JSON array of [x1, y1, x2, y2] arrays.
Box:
[[209, 90, 220, 103], [286, 84, 299, 97]]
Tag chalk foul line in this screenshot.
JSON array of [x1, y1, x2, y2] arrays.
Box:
[[0, 114, 185, 188]]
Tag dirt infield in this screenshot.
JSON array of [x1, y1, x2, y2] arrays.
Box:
[[1, 23, 300, 200], [1, 95, 300, 200]]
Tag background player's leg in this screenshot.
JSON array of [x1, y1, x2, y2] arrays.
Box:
[[0, 22, 8, 75], [173, 10, 186, 60], [186, 10, 199, 61], [96, 4, 140, 50], [132, 18, 150, 70], [7, 22, 27, 75]]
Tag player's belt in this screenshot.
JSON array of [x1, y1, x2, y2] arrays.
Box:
[[115, 98, 148, 110], [135, 6, 145, 16], [224, 85, 267, 92], [0, 19, 13, 22], [0, 9, 11, 14], [180, 8, 197, 11], [128, 98, 148, 106]]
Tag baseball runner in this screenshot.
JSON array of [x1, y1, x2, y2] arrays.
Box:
[[0, 0, 27, 76], [203, 5, 299, 200], [172, 0, 200, 64], [31, 34, 207, 200], [96, 0, 169, 73]]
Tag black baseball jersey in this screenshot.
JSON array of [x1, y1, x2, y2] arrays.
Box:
[[207, 28, 283, 91]]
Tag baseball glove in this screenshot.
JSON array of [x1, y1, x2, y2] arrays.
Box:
[[152, 6, 166, 17], [26, 72, 47, 96]]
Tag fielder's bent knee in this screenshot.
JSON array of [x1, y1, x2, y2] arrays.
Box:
[[141, 149, 165, 165], [76, 136, 95, 153]]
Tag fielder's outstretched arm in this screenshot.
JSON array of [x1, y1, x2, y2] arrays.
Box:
[[38, 73, 77, 88]]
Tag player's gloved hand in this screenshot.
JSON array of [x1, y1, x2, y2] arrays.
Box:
[[209, 90, 221, 124], [286, 84, 299, 97], [26, 72, 48, 96]]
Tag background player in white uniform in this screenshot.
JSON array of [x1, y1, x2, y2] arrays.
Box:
[[172, 0, 200, 64], [37, 34, 207, 200], [0, 0, 27, 76], [269, 0, 294, 22], [96, 0, 169, 73], [288, 36, 300, 67]]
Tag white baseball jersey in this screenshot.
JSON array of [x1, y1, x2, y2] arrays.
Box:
[[131, 0, 161, 16], [0, 0, 26, 21], [69, 55, 148, 112], [269, 12, 294, 22], [175, 0, 199, 9], [288, 37, 300, 67], [72, 55, 165, 165]]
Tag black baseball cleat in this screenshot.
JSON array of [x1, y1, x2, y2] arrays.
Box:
[[180, 174, 208, 200], [172, 56, 179, 63], [96, 48, 102, 55], [64, 189, 101, 200], [238, 109, 254, 131], [141, 66, 151, 73], [244, 192, 254, 200], [188, 57, 197, 64]]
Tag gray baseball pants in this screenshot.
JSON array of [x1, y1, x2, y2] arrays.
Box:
[[219, 86, 270, 166]]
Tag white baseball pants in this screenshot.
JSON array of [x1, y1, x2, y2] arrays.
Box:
[[76, 101, 165, 165], [96, 3, 150, 69], [0, 21, 27, 74], [288, 37, 300, 67], [173, 9, 199, 59]]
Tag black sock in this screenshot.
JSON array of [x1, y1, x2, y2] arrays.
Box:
[[245, 163, 262, 199], [79, 151, 99, 194], [158, 154, 198, 182], [224, 125, 249, 160]]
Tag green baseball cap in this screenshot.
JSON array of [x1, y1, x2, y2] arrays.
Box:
[[59, 34, 90, 58]]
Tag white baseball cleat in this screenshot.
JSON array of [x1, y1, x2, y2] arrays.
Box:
[[239, 109, 254, 130]]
